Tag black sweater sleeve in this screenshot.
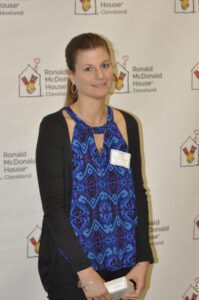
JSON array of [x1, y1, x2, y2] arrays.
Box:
[[36, 113, 91, 272], [122, 111, 154, 264]]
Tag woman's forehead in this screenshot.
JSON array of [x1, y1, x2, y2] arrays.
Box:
[[75, 47, 110, 65]]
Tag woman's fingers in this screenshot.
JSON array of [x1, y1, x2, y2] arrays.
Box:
[[86, 293, 111, 300], [84, 284, 112, 300], [123, 294, 138, 298]]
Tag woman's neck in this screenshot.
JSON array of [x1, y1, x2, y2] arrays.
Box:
[[71, 98, 107, 127]]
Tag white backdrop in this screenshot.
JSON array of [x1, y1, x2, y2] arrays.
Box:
[[0, 0, 199, 299]]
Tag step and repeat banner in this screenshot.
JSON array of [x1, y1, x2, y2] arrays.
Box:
[[0, 0, 199, 299]]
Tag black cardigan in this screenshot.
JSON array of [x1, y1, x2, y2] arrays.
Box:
[[36, 107, 153, 286]]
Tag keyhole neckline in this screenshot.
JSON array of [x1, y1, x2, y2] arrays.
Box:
[[65, 105, 113, 134]]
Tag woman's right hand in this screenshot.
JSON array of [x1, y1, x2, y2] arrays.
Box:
[[77, 267, 112, 300]]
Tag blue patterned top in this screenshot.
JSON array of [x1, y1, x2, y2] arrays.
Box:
[[65, 106, 137, 271]]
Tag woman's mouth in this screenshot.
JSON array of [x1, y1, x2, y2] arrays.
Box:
[[92, 82, 107, 88]]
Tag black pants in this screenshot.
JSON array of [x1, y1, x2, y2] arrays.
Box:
[[47, 253, 131, 300]]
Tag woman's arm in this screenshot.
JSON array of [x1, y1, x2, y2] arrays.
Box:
[[119, 111, 153, 298], [36, 113, 91, 272], [125, 112, 153, 263]]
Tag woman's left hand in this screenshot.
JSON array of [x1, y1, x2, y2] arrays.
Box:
[[122, 261, 150, 299]]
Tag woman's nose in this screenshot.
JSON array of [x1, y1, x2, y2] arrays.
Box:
[[95, 67, 104, 79]]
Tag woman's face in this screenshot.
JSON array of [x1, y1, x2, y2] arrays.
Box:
[[68, 47, 113, 101]]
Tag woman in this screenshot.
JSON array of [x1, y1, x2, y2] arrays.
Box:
[[36, 33, 153, 300]]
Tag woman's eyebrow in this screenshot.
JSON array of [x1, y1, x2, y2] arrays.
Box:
[[83, 60, 110, 66], [101, 59, 111, 63], [83, 63, 94, 66]]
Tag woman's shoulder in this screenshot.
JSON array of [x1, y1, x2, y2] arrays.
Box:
[[39, 107, 67, 135], [41, 107, 64, 123], [112, 106, 138, 128]]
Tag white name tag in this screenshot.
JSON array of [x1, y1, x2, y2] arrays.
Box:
[[110, 149, 131, 169]]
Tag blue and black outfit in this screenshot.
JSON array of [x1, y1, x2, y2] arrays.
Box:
[[36, 106, 153, 299]]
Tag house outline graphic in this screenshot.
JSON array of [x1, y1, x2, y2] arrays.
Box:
[[191, 62, 199, 90], [112, 62, 130, 94], [26, 225, 41, 258], [174, 0, 195, 13], [193, 215, 199, 240], [19, 64, 42, 98], [182, 284, 199, 299], [75, 0, 97, 15], [180, 136, 199, 167]]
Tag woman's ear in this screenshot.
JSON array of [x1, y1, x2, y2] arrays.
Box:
[[66, 69, 75, 84]]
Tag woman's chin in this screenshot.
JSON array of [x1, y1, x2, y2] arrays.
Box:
[[91, 92, 109, 100], [90, 87, 111, 99]]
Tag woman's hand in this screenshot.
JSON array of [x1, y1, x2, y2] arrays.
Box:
[[77, 267, 112, 300], [123, 261, 150, 299]]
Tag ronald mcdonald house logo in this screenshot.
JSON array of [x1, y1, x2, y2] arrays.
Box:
[[27, 225, 41, 258], [19, 58, 42, 98], [112, 50, 163, 94], [112, 55, 130, 94], [191, 63, 199, 90], [193, 215, 199, 240], [18, 58, 67, 98], [180, 130, 199, 167], [75, 0, 97, 14], [74, 0, 128, 15], [174, 0, 195, 13], [182, 278, 199, 300]]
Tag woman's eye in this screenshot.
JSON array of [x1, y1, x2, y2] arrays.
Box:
[[101, 63, 110, 69], [84, 66, 94, 72]]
